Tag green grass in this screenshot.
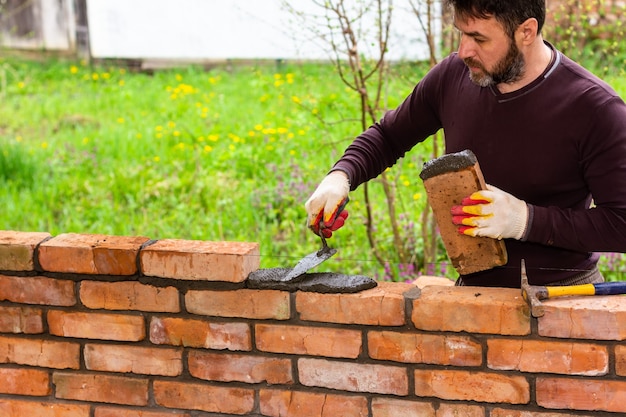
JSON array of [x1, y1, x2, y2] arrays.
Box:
[[1, 56, 625, 281]]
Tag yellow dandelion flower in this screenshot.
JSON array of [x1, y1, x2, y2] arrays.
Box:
[[274, 73, 282, 79], [403, 180, 410, 186], [175, 142, 185, 150], [15, 136, 23, 142], [208, 134, 219, 142], [277, 127, 288, 134], [298, 129, 306, 135], [291, 96, 301, 104], [136, 133, 143, 139], [204, 145, 213, 153], [17, 82, 25, 89], [118, 80, 125, 87], [155, 125, 163, 131], [82, 137, 89, 144], [312, 108, 319, 115], [289, 150, 296, 156], [102, 72, 111, 79], [156, 133, 163, 139], [248, 131, 255, 137], [41, 142, 48, 149], [229, 144, 235, 151], [153, 156, 161, 162], [196, 136, 205, 142], [167, 121, 176, 128], [70, 65, 78, 74], [288, 132, 294, 139], [413, 193, 422, 200], [117, 117, 125, 124], [92, 73, 99, 80], [175, 74, 182, 81], [254, 124, 263, 131], [274, 80, 284, 87]]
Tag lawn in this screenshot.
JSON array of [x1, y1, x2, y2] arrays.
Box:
[[1, 56, 625, 281]]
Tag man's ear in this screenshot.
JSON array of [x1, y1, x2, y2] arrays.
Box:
[[518, 18, 539, 45]]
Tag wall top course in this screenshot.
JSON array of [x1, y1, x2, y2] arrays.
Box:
[[3, 229, 626, 415]]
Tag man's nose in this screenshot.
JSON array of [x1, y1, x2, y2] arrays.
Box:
[[457, 35, 474, 60]]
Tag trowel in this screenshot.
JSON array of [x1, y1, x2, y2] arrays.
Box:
[[280, 233, 338, 282], [281, 197, 348, 282]]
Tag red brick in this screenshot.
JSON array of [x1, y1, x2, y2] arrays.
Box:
[[53, 372, 149, 406], [298, 357, 408, 395], [188, 350, 293, 384], [436, 403, 486, 417], [0, 274, 75, 306], [80, 280, 180, 312], [0, 335, 80, 369], [0, 305, 43, 333], [368, 330, 482, 366], [186, 288, 289, 319], [615, 345, 626, 375], [95, 407, 190, 417], [0, 399, 90, 417], [153, 380, 254, 414], [371, 397, 435, 417], [412, 286, 530, 335], [256, 324, 362, 358], [48, 310, 145, 341], [538, 296, 626, 340], [536, 377, 626, 413], [85, 344, 182, 376], [0, 367, 50, 395], [140, 239, 259, 282], [149, 316, 251, 350], [488, 339, 608, 376], [39, 233, 149, 275], [491, 410, 595, 417], [414, 369, 529, 404], [296, 282, 409, 326], [0, 230, 50, 271], [260, 389, 368, 417]]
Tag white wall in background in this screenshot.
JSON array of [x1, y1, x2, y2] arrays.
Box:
[[86, 0, 441, 61]]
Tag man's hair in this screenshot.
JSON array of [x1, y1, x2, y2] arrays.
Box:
[[445, 0, 545, 38]]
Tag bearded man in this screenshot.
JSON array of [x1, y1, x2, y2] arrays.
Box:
[[303, 0, 626, 288]]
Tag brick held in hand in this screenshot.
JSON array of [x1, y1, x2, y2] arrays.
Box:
[[419, 149, 507, 275]]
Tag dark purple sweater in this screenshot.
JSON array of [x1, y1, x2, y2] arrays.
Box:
[[333, 45, 626, 287]]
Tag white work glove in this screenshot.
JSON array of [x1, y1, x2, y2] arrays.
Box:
[[304, 171, 350, 238], [450, 184, 529, 240]]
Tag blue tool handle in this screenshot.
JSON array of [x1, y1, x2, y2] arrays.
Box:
[[593, 282, 626, 295]]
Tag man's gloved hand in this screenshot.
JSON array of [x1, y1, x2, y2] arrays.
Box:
[[305, 171, 350, 238], [450, 184, 529, 240]]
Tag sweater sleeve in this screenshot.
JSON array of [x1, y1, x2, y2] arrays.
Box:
[[332, 57, 451, 190], [525, 96, 626, 252]]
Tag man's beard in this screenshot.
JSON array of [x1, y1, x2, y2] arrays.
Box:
[[464, 40, 525, 87]]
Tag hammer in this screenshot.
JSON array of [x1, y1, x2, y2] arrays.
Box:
[[520, 259, 626, 317]]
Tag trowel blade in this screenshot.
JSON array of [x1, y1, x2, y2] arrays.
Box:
[[280, 246, 337, 282]]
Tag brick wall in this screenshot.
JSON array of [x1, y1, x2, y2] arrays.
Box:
[[0, 230, 625, 416]]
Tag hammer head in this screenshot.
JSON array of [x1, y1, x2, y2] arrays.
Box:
[[520, 260, 546, 318]]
